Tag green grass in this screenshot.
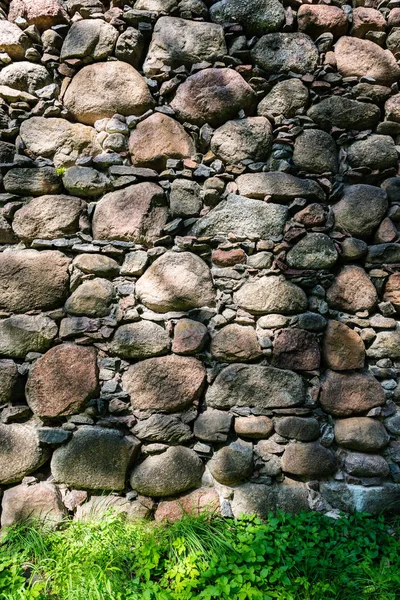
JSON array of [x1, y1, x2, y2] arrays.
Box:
[[0, 509, 399, 600]]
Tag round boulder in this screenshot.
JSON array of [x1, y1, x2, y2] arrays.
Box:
[[326, 266, 378, 313], [334, 418, 390, 452], [281, 442, 336, 478], [208, 442, 253, 485], [293, 129, 338, 174], [320, 370, 385, 417], [0, 424, 49, 484], [210, 117, 272, 164], [286, 233, 338, 270], [109, 322, 170, 359], [333, 185, 388, 240]]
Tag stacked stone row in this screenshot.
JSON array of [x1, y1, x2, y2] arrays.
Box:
[[0, 0, 399, 525]]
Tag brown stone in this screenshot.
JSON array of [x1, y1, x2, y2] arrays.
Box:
[[212, 248, 246, 267], [322, 321, 365, 370], [374, 218, 398, 244], [92, 183, 168, 244], [122, 355, 206, 413], [326, 266, 378, 313], [334, 417, 390, 451], [9, 0, 70, 31], [234, 416, 274, 439], [26, 345, 99, 418], [129, 113, 195, 171], [0, 424, 49, 484], [155, 488, 220, 522], [335, 37, 400, 85], [297, 5, 348, 39], [281, 442, 336, 478], [170, 67, 257, 127], [352, 7, 386, 38], [319, 370, 385, 417], [272, 329, 320, 371], [211, 324, 262, 363], [0, 250, 70, 313], [294, 203, 326, 228], [384, 272, 400, 311], [63, 61, 154, 126], [1, 482, 66, 528], [207, 442, 253, 485], [172, 319, 209, 355]]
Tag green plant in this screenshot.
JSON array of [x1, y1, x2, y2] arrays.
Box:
[[55, 167, 67, 176]]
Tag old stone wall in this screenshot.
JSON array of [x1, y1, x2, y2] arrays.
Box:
[[0, 0, 399, 526]]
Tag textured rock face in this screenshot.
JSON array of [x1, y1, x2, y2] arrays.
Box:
[[211, 324, 261, 362], [320, 371, 385, 417], [208, 442, 253, 485], [9, 0, 69, 31], [210, 117, 272, 164], [257, 78, 309, 118], [0, 424, 49, 484], [252, 33, 318, 75], [282, 443, 336, 478], [236, 172, 324, 202], [0, 62, 52, 94], [286, 233, 338, 270], [63, 61, 154, 125], [210, 0, 285, 35], [297, 5, 348, 39], [231, 481, 309, 517], [272, 329, 320, 371], [110, 322, 170, 359], [326, 266, 378, 313], [61, 19, 118, 61], [0, 315, 57, 358], [307, 96, 380, 131], [333, 185, 388, 240], [334, 418, 390, 452], [26, 345, 98, 418], [322, 321, 365, 370], [0, 21, 29, 60], [335, 36, 400, 84], [234, 276, 307, 315], [1, 482, 66, 528]]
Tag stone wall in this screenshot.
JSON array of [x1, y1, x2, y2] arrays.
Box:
[[0, 0, 399, 526]]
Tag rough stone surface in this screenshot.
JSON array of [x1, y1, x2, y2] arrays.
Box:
[[347, 135, 398, 171], [0, 315, 57, 358], [110, 322, 170, 359], [65, 278, 114, 317], [155, 488, 219, 522], [211, 324, 261, 362], [210, 117, 272, 164], [1, 482, 66, 528], [293, 130, 338, 174], [272, 329, 320, 371], [286, 233, 338, 270], [367, 330, 400, 359], [281, 442, 336, 478], [0, 62, 52, 94], [208, 442, 253, 485], [335, 36, 400, 84], [75, 495, 153, 522], [307, 96, 380, 131], [193, 409, 233, 443], [172, 319, 208, 355], [234, 275, 307, 315], [132, 414, 192, 445], [321, 483, 400, 515], [274, 417, 320, 442], [344, 453, 390, 478], [61, 19, 118, 61], [257, 78, 309, 118], [210, 0, 285, 36], [333, 185, 388, 240], [231, 481, 309, 517], [297, 5, 348, 39], [252, 33, 318, 75], [326, 266, 378, 313], [236, 172, 324, 202], [319, 371, 385, 417], [334, 418, 390, 451], [0, 424, 49, 484], [322, 321, 365, 370], [9, 0, 69, 31], [0, 20, 29, 60]]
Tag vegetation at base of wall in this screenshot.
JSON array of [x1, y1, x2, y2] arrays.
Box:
[[0, 510, 399, 600]]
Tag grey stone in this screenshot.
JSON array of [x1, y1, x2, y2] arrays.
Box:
[[4, 167, 62, 196], [61, 19, 118, 61], [234, 275, 307, 315], [110, 322, 170, 359], [72, 254, 119, 278], [258, 78, 309, 118], [75, 495, 153, 522], [210, 0, 285, 36], [193, 409, 233, 443], [206, 364, 306, 410], [274, 417, 320, 441], [366, 243, 400, 264], [51, 427, 138, 490], [334, 418, 390, 451], [0, 20, 29, 60], [170, 179, 202, 218], [281, 442, 336, 478], [115, 27, 144, 68], [65, 278, 114, 317], [130, 446, 204, 497], [38, 428, 72, 445], [210, 117, 272, 164], [333, 185, 388, 240], [120, 251, 148, 276], [344, 453, 390, 477], [208, 442, 253, 485], [367, 330, 400, 359], [320, 482, 400, 514], [132, 414, 192, 444], [189, 194, 287, 239], [252, 33, 318, 75], [347, 135, 398, 171], [231, 481, 309, 518], [0, 424, 49, 485], [0, 314, 57, 359], [293, 130, 338, 174], [0, 360, 20, 403], [287, 233, 338, 270], [62, 166, 110, 197], [1, 482, 66, 528], [0, 62, 51, 94], [236, 172, 325, 202], [307, 96, 380, 131]]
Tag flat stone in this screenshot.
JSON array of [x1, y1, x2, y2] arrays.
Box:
[[170, 179, 202, 218], [281, 442, 336, 478], [143, 16, 226, 77], [307, 96, 380, 131], [0, 61, 51, 94], [322, 321, 365, 370], [366, 243, 400, 264], [234, 275, 307, 315], [63, 61, 154, 126], [210, 0, 285, 36], [274, 417, 320, 441], [335, 36, 400, 85], [286, 233, 338, 270], [0, 250, 70, 313], [334, 417, 390, 451], [297, 4, 348, 39], [206, 363, 305, 410], [293, 129, 338, 174], [367, 330, 400, 359], [62, 166, 111, 198], [252, 33, 318, 75], [1, 482, 66, 528], [320, 482, 400, 515], [12, 194, 85, 242], [190, 194, 287, 239], [122, 355, 206, 413], [120, 251, 148, 276], [344, 453, 390, 478], [0, 424, 49, 484], [258, 78, 309, 119], [333, 185, 388, 240], [210, 117, 272, 164], [129, 113, 195, 171], [230, 480, 309, 518], [208, 442, 253, 485], [326, 266, 378, 313], [211, 324, 262, 362], [92, 182, 168, 244], [320, 370, 385, 417], [155, 488, 219, 522], [4, 167, 62, 197], [171, 67, 256, 127], [236, 171, 325, 202], [135, 251, 216, 312], [130, 446, 204, 497], [9, 0, 70, 31], [234, 415, 273, 439], [61, 18, 118, 61], [172, 318, 209, 355], [0, 314, 57, 358], [109, 321, 170, 359], [132, 414, 192, 444], [0, 21, 29, 60], [347, 135, 398, 171], [73, 254, 119, 278], [51, 427, 138, 490], [272, 329, 320, 371], [26, 345, 98, 419], [193, 409, 233, 443]]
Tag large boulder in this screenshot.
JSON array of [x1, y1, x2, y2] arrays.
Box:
[[286, 233, 338, 270], [297, 4, 348, 38], [19, 117, 102, 169], [122, 355, 206, 413], [129, 113, 195, 171], [258, 78, 309, 119], [143, 17, 226, 76], [307, 96, 380, 131], [64, 278, 114, 318], [326, 266, 378, 313], [252, 33, 318, 74], [26, 345, 98, 419], [272, 329, 320, 371], [234, 275, 307, 315], [189, 195, 287, 239], [322, 321, 365, 370], [193, 409, 233, 443], [231, 481, 309, 518], [92, 183, 168, 244], [0, 424, 49, 484], [0, 20, 30, 60], [51, 427, 138, 490], [208, 442, 253, 485], [335, 36, 400, 84], [0, 250, 70, 313], [347, 135, 398, 171], [333, 185, 388, 240], [293, 130, 338, 174], [206, 364, 306, 410], [210, 0, 285, 35], [135, 251, 216, 312], [367, 330, 400, 359], [12, 195, 85, 242], [344, 453, 389, 478], [281, 442, 336, 478], [1, 482, 66, 528], [109, 322, 170, 359], [170, 68, 256, 127], [210, 324, 262, 362], [8, 0, 70, 31], [0, 315, 57, 358], [0, 62, 51, 94], [210, 117, 272, 164], [334, 418, 390, 451], [274, 417, 320, 442], [130, 446, 204, 497], [61, 19, 118, 61], [320, 370, 385, 417], [63, 61, 154, 126], [236, 171, 324, 202], [62, 166, 111, 198]]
